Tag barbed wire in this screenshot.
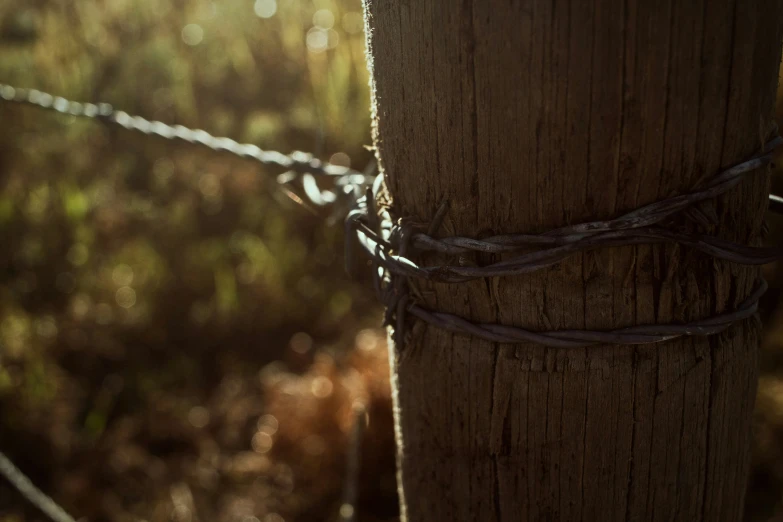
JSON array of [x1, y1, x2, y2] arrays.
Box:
[[0, 451, 79, 522], [0, 84, 379, 522], [0, 83, 375, 208], [348, 134, 782, 283], [1, 80, 783, 519], [347, 131, 783, 346], [4, 84, 778, 285], [403, 280, 767, 348], [3, 83, 782, 344]]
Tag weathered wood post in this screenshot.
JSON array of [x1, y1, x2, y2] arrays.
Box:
[[363, 0, 783, 520]]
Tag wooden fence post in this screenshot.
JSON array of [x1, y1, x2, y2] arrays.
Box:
[[363, 0, 783, 520]]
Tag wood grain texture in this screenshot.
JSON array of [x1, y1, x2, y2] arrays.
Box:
[[363, 0, 783, 520]]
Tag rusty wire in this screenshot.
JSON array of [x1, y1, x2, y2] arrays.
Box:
[[3, 83, 782, 348], [347, 134, 783, 283], [347, 133, 783, 347], [1, 80, 783, 521], [4, 83, 783, 345], [403, 281, 767, 348], [0, 83, 380, 522]]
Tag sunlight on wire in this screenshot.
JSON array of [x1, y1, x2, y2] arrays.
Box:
[[0, 451, 79, 522], [0, 83, 375, 212]]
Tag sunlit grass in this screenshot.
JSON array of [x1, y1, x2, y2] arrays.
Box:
[[0, 1, 391, 520]]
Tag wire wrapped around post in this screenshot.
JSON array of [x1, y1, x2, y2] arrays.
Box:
[[3, 83, 782, 347], [347, 132, 783, 348]]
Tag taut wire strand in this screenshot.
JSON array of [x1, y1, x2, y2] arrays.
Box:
[[2, 80, 783, 517], [348, 134, 782, 283], [3, 83, 782, 346], [0, 451, 79, 522], [0, 83, 375, 207], [347, 131, 782, 346]]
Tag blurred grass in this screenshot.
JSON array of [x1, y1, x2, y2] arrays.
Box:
[[0, 1, 397, 521], [5, 2, 783, 522]]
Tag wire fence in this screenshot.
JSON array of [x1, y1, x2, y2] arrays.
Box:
[[0, 451, 79, 522], [0, 84, 374, 522], [2, 81, 783, 520], [0, 83, 375, 209]]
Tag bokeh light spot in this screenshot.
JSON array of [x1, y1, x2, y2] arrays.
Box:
[[254, 0, 277, 19], [112, 264, 134, 286], [306, 28, 328, 53], [356, 329, 379, 351], [328, 151, 351, 168], [252, 431, 274, 454], [181, 24, 204, 46], [115, 286, 137, 309], [289, 332, 313, 354], [257, 414, 279, 435], [310, 376, 333, 398], [188, 406, 210, 428], [35, 316, 58, 339], [198, 173, 221, 197], [312, 9, 335, 29], [70, 294, 92, 320], [199, 2, 218, 20], [339, 504, 355, 519]]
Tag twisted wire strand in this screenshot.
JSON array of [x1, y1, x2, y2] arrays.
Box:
[[352, 220, 782, 283], [0, 80, 780, 518], [2, 83, 781, 344], [404, 281, 766, 348], [0, 451, 78, 522], [0, 83, 380, 520], [354, 204, 773, 347], [347, 133, 782, 345], [4, 79, 779, 519], [348, 134, 782, 283], [409, 135, 782, 254], [0, 83, 375, 206]]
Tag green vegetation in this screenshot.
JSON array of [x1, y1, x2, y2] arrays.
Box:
[[3, 2, 783, 521], [0, 1, 397, 521]]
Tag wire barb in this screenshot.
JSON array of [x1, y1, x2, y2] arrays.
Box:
[[350, 135, 783, 283], [348, 134, 783, 346], [1, 79, 782, 522], [0, 83, 375, 206], [3, 83, 783, 346]]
